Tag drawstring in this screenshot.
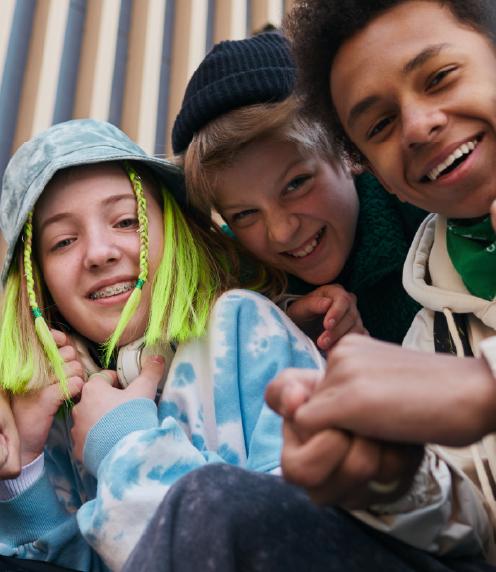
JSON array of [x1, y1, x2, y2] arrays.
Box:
[[443, 307, 496, 507]]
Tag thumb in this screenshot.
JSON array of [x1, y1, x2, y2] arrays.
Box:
[[287, 296, 332, 323], [490, 199, 496, 232], [125, 355, 165, 400]]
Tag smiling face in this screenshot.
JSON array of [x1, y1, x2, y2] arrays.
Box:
[[34, 163, 164, 345], [331, 0, 496, 218], [214, 137, 358, 284]]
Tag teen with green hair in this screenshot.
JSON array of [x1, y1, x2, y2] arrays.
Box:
[[0, 118, 325, 571]]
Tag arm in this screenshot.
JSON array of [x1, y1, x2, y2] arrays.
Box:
[[0, 332, 106, 570], [266, 335, 496, 558], [76, 290, 328, 571]]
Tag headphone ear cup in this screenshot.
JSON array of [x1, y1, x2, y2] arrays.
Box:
[[116, 339, 144, 388]]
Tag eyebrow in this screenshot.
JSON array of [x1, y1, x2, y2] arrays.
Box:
[[217, 157, 309, 211], [347, 42, 452, 129], [39, 193, 135, 233]]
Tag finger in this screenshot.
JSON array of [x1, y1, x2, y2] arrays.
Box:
[[50, 329, 67, 348], [375, 444, 424, 491], [281, 423, 351, 488], [64, 360, 84, 380], [318, 311, 358, 351], [0, 421, 21, 479], [322, 292, 355, 330], [39, 377, 85, 415], [308, 437, 381, 508], [87, 370, 118, 386], [59, 345, 77, 363], [125, 355, 165, 400], [287, 296, 332, 323], [265, 369, 322, 417], [490, 199, 496, 231]]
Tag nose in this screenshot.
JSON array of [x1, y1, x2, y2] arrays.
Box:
[[267, 208, 300, 245], [401, 102, 447, 150], [83, 229, 121, 270]]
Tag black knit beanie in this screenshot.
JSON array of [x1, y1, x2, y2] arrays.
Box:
[[172, 31, 296, 154]]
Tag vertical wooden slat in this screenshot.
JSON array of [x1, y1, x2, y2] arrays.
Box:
[[250, 0, 283, 33], [121, 0, 168, 153], [13, 0, 70, 149], [284, 0, 295, 16], [166, 0, 208, 153], [213, 0, 247, 43], [0, 0, 16, 82], [73, 0, 121, 120]]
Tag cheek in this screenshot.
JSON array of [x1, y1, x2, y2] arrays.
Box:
[[235, 227, 267, 255]]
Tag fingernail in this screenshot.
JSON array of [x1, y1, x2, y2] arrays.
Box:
[[326, 319, 336, 330], [151, 355, 165, 364]]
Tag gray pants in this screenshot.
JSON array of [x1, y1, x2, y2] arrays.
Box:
[[123, 464, 495, 572]]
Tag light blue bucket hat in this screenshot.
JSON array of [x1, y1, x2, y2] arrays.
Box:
[[0, 118, 185, 285]]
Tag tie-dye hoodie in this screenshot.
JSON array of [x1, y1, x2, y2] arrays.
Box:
[[0, 290, 325, 571]]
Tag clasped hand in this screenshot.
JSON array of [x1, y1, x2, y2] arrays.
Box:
[[11, 329, 165, 469]]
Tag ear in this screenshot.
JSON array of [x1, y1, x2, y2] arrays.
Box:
[[364, 162, 406, 202]]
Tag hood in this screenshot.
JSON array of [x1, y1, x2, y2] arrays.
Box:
[[0, 118, 185, 285], [403, 213, 496, 329]]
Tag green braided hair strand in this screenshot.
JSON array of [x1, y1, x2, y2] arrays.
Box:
[[0, 271, 36, 393], [102, 163, 149, 365], [23, 212, 69, 397], [146, 187, 220, 346]]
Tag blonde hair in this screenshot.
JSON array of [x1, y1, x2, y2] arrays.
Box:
[[181, 96, 339, 213]]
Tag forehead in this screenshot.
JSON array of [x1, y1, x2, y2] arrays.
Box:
[[331, 1, 488, 105], [38, 163, 131, 208]]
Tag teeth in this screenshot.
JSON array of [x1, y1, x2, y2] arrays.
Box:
[[286, 229, 324, 259], [427, 139, 478, 181], [90, 281, 134, 300]]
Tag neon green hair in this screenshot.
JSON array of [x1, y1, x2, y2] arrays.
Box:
[[0, 271, 36, 393], [145, 186, 221, 346], [0, 161, 280, 394], [102, 164, 149, 365]]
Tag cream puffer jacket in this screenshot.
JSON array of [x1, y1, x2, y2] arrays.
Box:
[[378, 212, 496, 562]]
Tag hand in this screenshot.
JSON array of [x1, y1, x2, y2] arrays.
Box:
[[71, 355, 165, 462], [276, 335, 496, 447], [265, 367, 322, 419], [280, 418, 423, 510], [0, 391, 21, 478], [12, 330, 84, 465], [491, 199, 496, 232], [286, 284, 367, 353]]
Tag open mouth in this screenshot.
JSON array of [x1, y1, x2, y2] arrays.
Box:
[[284, 227, 325, 259], [89, 281, 135, 300], [421, 135, 482, 183]]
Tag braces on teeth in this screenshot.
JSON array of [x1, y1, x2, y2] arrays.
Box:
[[90, 282, 134, 300]]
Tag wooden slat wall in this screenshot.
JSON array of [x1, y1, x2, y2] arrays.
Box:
[[0, 0, 293, 266], [0, 0, 290, 167]]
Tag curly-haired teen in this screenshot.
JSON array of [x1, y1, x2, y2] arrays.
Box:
[[286, 0, 496, 166], [0, 119, 326, 571], [269, 0, 496, 564]]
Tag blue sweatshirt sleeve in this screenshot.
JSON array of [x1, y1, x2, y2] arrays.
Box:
[[78, 290, 325, 571], [0, 414, 108, 571]]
